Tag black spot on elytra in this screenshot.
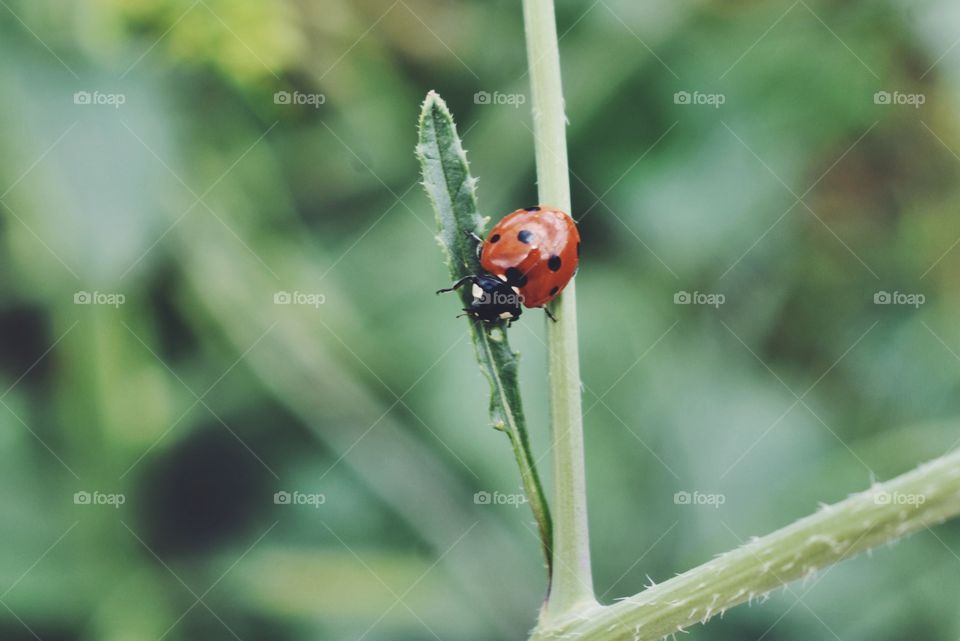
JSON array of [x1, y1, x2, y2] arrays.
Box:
[[549, 286, 559, 296], [504, 267, 528, 287], [548, 255, 562, 271], [517, 230, 534, 244], [525, 206, 541, 212], [490, 234, 501, 243]]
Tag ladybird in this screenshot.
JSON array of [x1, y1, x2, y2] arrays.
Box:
[[437, 205, 580, 323]]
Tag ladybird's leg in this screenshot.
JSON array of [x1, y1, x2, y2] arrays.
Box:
[[436, 275, 477, 295], [544, 306, 558, 322]]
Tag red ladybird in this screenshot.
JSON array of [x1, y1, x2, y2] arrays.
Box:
[[437, 205, 580, 323]]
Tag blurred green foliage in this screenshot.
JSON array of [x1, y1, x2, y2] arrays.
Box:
[[1, 1, 959, 640]]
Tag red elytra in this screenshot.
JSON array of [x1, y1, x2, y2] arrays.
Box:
[[480, 205, 580, 308]]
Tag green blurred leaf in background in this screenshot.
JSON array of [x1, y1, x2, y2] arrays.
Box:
[[0, 1, 959, 640]]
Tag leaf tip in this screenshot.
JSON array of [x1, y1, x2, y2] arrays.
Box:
[[420, 90, 450, 121]]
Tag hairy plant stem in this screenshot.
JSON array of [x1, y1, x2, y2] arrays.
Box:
[[531, 448, 960, 640], [522, 0, 597, 620]]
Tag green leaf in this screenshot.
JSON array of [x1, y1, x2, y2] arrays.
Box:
[[417, 91, 553, 575]]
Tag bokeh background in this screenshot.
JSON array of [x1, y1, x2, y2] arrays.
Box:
[[1, 0, 960, 640]]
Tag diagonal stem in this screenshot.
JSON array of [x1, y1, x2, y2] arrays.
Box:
[[532, 447, 960, 640]]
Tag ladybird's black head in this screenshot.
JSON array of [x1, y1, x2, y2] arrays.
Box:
[[437, 274, 523, 323], [463, 275, 522, 323]]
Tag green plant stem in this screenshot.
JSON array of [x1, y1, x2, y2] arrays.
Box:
[[522, 0, 597, 619], [532, 448, 960, 640]]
